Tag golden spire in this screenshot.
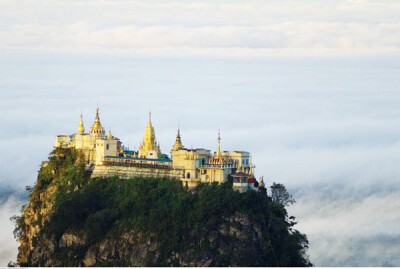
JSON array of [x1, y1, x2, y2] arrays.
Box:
[[259, 175, 264, 187], [91, 106, 103, 134], [95, 106, 99, 121], [138, 110, 160, 159], [142, 111, 156, 150], [78, 112, 85, 135], [216, 129, 221, 157], [107, 129, 112, 140], [249, 157, 254, 177], [172, 127, 184, 151]]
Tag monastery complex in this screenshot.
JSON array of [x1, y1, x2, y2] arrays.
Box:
[[55, 107, 265, 191]]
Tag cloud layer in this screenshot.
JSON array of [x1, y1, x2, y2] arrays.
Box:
[[289, 185, 400, 266], [1, 0, 400, 56], [0, 197, 24, 266]]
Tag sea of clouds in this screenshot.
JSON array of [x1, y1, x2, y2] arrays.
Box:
[[1, 0, 400, 266]]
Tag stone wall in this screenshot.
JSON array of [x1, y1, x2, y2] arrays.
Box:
[[91, 164, 184, 180]]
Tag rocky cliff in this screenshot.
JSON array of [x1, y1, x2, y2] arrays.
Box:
[[12, 148, 312, 267]]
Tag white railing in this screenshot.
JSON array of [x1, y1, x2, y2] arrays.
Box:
[[233, 182, 249, 187], [200, 164, 237, 169]]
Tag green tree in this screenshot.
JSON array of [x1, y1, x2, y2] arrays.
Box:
[[270, 182, 296, 206]]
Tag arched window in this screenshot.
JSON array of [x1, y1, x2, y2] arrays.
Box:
[[187, 172, 190, 179], [106, 144, 109, 150]]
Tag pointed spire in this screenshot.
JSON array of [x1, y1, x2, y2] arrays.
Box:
[[95, 106, 99, 120], [91, 106, 103, 135], [107, 129, 112, 139], [139, 110, 160, 158], [143, 111, 156, 148], [149, 110, 152, 124], [78, 112, 85, 135], [249, 157, 254, 177], [259, 175, 264, 187], [173, 126, 184, 151], [216, 129, 221, 157]]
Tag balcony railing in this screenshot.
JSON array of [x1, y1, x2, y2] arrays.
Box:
[[102, 160, 172, 170], [200, 164, 238, 169], [233, 182, 249, 187]]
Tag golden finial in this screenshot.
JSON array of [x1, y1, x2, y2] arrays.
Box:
[[91, 106, 103, 134], [139, 109, 160, 159], [107, 129, 112, 139], [78, 112, 85, 135], [173, 125, 184, 151], [216, 129, 221, 157], [249, 157, 254, 177], [95, 106, 99, 120]]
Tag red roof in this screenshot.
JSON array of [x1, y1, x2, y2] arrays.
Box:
[[248, 177, 256, 184]]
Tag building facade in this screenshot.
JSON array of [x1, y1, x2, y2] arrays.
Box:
[[55, 107, 262, 190]]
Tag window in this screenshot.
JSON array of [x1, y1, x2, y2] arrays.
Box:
[[187, 172, 190, 179], [106, 144, 109, 150]]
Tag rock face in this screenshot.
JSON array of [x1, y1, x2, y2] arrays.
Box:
[[25, 212, 269, 267], [17, 184, 57, 264], [15, 148, 89, 265]]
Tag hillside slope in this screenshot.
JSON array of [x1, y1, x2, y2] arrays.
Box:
[[12, 148, 312, 266]]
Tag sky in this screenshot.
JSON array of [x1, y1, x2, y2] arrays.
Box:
[[1, 0, 400, 266]]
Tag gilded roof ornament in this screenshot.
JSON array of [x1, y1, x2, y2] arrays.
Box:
[[91, 106, 103, 134], [173, 127, 184, 151], [216, 129, 222, 157], [78, 112, 85, 135]]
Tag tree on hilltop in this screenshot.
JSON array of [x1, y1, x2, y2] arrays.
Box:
[[270, 182, 296, 206]]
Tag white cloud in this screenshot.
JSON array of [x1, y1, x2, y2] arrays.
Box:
[[0, 197, 24, 266], [288, 187, 400, 266], [0, 0, 400, 56]]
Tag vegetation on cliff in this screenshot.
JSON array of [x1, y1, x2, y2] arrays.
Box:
[[12, 148, 312, 266]]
